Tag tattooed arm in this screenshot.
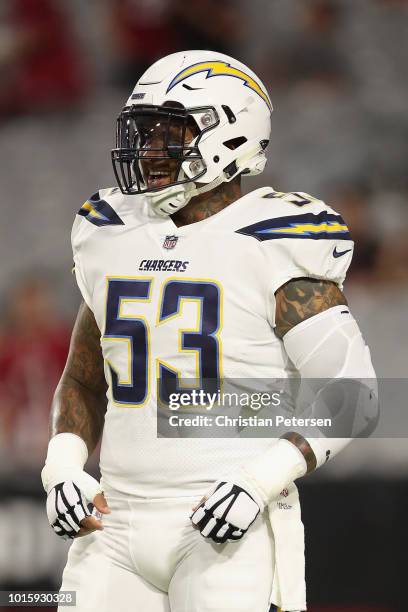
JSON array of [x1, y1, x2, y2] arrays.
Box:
[[274, 278, 348, 472], [43, 302, 109, 539], [50, 301, 107, 453], [274, 277, 348, 340]]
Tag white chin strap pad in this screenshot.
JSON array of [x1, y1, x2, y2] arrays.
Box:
[[146, 175, 226, 217], [146, 182, 194, 217], [282, 304, 378, 467]]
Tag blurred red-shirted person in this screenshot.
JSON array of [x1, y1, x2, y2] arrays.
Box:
[[0, 277, 70, 468], [0, 0, 87, 117], [109, 0, 180, 88], [108, 0, 244, 89]]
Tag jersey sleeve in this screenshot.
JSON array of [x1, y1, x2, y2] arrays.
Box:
[[70, 188, 125, 309], [237, 193, 354, 326], [71, 214, 93, 308], [265, 227, 354, 294]]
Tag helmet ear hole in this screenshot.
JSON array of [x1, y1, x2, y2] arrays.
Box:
[[223, 136, 248, 150], [222, 105, 236, 124]]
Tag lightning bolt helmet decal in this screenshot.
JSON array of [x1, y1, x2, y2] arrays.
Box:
[[166, 60, 272, 111]]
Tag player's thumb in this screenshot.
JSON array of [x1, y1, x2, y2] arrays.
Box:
[[75, 471, 103, 504], [93, 492, 111, 514]]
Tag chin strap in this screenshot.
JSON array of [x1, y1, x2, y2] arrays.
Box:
[[145, 174, 226, 217]]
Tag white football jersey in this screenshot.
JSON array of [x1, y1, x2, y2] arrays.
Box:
[[72, 186, 353, 497]]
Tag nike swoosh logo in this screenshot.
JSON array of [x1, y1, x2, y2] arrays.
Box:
[[333, 247, 352, 258]]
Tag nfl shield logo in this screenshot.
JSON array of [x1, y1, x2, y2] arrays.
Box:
[[163, 235, 178, 250]]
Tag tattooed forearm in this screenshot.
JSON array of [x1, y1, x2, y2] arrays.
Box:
[[274, 277, 348, 339], [171, 176, 242, 227], [50, 301, 107, 454], [51, 379, 106, 453], [281, 431, 317, 473]]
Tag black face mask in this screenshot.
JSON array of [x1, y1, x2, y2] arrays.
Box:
[[111, 104, 219, 195]]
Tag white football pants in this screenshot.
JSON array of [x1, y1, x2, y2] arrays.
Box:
[[58, 492, 275, 612]]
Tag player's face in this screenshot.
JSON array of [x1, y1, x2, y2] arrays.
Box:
[[137, 116, 199, 189]]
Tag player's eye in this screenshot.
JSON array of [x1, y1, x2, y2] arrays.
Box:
[[138, 127, 159, 148], [137, 130, 148, 147]]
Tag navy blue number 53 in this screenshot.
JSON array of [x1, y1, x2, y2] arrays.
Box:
[[104, 278, 222, 407]]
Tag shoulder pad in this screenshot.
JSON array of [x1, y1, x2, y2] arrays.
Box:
[[263, 190, 323, 207], [77, 189, 124, 227], [236, 190, 350, 241]]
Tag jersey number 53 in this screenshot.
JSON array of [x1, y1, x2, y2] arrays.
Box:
[[103, 277, 222, 407]]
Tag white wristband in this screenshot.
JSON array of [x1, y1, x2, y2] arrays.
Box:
[[41, 433, 88, 493], [237, 439, 307, 508]]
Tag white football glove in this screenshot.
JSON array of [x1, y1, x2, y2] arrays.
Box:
[[191, 440, 309, 544], [44, 472, 102, 540], [190, 481, 261, 544], [41, 434, 103, 540]]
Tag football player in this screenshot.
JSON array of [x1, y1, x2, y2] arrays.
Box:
[[42, 50, 376, 612]]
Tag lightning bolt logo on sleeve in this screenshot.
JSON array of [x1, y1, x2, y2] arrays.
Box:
[[167, 61, 272, 112], [78, 192, 124, 227], [236, 212, 350, 241]]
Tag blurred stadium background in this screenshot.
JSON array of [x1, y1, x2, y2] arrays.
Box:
[[0, 0, 407, 610]]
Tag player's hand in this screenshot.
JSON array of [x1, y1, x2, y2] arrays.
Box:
[[190, 481, 261, 544], [44, 472, 111, 540], [75, 492, 110, 538]]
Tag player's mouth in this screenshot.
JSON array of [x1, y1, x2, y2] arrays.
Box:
[[147, 170, 172, 189], [144, 160, 179, 189]]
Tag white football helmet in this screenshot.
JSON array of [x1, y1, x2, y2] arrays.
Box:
[[112, 50, 272, 216]]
